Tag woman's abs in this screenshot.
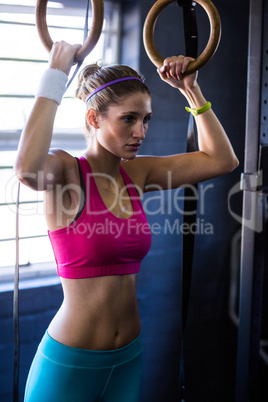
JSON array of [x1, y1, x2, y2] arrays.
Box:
[[47, 274, 141, 350]]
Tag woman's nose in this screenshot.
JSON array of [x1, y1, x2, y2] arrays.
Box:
[[133, 122, 146, 140]]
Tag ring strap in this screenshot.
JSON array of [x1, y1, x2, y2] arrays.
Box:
[[65, 0, 91, 92], [178, 0, 198, 63], [177, 2, 199, 401]]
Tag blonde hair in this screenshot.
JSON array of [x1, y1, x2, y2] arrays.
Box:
[[75, 63, 150, 136]]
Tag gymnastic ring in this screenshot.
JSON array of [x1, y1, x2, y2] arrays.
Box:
[[36, 0, 104, 63], [143, 0, 221, 74]]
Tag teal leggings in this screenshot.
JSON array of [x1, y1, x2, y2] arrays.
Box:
[[24, 331, 143, 402]]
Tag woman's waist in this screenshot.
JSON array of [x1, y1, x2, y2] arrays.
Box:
[[49, 276, 140, 349], [48, 307, 141, 350]]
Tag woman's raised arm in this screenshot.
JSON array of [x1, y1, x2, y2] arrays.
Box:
[[14, 41, 81, 191], [136, 56, 239, 191]]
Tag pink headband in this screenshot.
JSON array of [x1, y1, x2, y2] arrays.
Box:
[[86, 77, 143, 104]]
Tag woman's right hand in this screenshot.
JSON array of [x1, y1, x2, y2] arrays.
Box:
[[48, 41, 82, 76], [157, 56, 198, 92]]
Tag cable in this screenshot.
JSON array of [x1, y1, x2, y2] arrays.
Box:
[[13, 181, 20, 402]]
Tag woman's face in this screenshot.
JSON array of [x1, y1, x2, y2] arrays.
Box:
[[95, 92, 152, 160]]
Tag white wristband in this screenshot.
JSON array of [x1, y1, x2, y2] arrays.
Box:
[[36, 68, 68, 105]]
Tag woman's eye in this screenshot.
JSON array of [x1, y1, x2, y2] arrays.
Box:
[[124, 116, 134, 123], [143, 115, 151, 124]]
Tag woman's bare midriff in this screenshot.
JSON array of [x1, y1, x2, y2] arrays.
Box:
[[48, 273, 141, 351]]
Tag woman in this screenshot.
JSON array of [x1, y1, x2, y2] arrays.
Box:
[[15, 41, 238, 401]]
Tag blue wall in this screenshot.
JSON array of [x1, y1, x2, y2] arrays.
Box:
[[0, 282, 63, 401], [0, 0, 249, 401]]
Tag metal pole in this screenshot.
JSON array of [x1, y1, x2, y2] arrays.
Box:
[[235, 0, 264, 401]]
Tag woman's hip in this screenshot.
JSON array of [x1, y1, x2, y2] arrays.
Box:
[[24, 330, 143, 402]]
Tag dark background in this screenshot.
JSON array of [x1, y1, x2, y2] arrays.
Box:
[[0, 0, 257, 401]]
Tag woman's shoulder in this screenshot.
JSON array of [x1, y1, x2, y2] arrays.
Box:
[[48, 148, 74, 160], [48, 148, 78, 168], [47, 148, 79, 184]]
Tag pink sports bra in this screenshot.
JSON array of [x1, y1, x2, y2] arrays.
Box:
[[48, 156, 152, 279]]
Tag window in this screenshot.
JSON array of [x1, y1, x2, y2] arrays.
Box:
[[0, 0, 121, 281]]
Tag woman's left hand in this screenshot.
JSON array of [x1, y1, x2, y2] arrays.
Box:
[[157, 55, 198, 91]]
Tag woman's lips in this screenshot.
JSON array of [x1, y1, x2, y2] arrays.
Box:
[[127, 143, 141, 151]]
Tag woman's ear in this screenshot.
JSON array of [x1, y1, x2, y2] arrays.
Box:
[[86, 109, 99, 129]]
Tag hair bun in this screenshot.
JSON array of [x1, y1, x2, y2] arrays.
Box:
[[75, 63, 101, 101]]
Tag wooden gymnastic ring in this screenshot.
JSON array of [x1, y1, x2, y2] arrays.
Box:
[[36, 0, 104, 63], [143, 0, 221, 74]]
